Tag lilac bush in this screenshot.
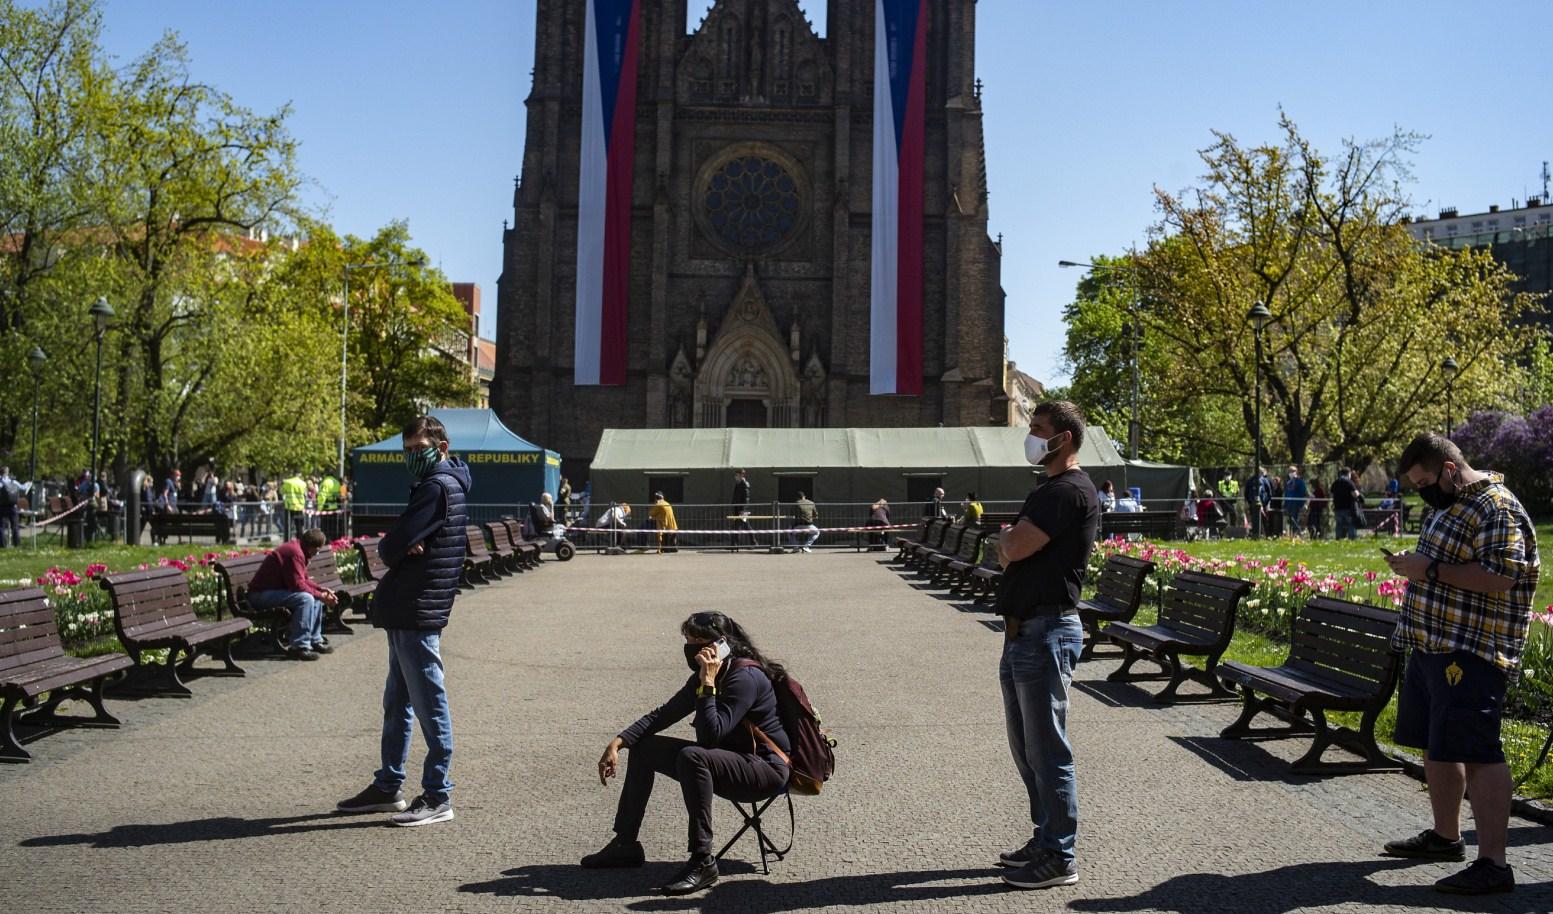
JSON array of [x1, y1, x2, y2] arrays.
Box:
[[1453, 408, 1553, 515]]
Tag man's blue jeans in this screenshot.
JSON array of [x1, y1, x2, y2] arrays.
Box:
[[1000, 613, 1083, 865], [374, 629, 454, 804], [246, 590, 322, 649], [1334, 508, 1360, 540]]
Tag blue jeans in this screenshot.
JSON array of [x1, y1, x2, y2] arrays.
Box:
[[373, 629, 453, 804], [1000, 613, 1083, 865], [1334, 508, 1359, 540], [246, 590, 322, 649]]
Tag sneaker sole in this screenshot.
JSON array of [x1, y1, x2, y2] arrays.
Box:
[[392, 808, 455, 827], [1002, 872, 1079, 889], [337, 800, 409, 813], [1382, 848, 1466, 861]]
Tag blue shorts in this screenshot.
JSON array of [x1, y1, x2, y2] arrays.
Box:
[[1393, 650, 1507, 764]]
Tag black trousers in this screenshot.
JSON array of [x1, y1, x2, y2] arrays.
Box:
[[613, 735, 787, 855]]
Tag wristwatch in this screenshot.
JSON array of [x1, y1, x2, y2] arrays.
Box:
[[1425, 560, 1440, 584], [696, 684, 717, 698]]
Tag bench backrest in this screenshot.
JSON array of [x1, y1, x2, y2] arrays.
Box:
[[100, 566, 198, 634], [1287, 596, 1402, 698], [955, 526, 988, 562], [0, 587, 65, 671], [938, 523, 967, 555], [306, 548, 347, 589], [907, 517, 931, 542], [465, 525, 493, 560], [977, 534, 1002, 571], [484, 522, 515, 553], [213, 554, 271, 617], [1099, 511, 1180, 539], [1091, 554, 1157, 613], [1158, 570, 1253, 648], [354, 537, 390, 580], [923, 517, 951, 549], [499, 516, 530, 545]]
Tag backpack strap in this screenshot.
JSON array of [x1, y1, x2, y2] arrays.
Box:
[[744, 720, 792, 768]]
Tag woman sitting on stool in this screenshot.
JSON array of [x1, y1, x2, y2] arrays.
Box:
[[584, 611, 792, 896]]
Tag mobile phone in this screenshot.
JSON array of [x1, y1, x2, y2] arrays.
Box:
[[1379, 547, 1395, 558], [714, 639, 731, 662]]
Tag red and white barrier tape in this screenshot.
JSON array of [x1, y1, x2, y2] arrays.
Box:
[[566, 523, 920, 536]]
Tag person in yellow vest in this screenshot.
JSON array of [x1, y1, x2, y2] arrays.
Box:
[[281, 473, 307, 541], [649, 492, 679, 554], [319, 474, 342, 537], [960, 492, 984, 525]]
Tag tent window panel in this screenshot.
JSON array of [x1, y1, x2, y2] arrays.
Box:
[[905, 476, 942, 508], [777, 476, 814, 504], [648, 477, 686, 504]]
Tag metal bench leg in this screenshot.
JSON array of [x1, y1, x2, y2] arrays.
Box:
[[0, 695, 31, 762], [212, 638, 246, 677], [1156, 653, 1189, 702], [19, 679, 122, 729]]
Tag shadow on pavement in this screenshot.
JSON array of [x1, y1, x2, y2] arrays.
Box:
[[1069, 858, 1552, 914], [1168, 734, 1326, 786], [20, 812, 391, 848], [460, 865, 1008, 911]]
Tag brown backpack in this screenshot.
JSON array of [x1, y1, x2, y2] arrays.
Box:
[[733, 659, 836, 795]]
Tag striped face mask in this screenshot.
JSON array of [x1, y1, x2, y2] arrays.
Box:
[[405, 446, 441, 479]]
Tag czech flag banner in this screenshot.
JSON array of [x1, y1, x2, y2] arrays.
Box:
[[870, 0, 926, 396], [574, 0, 640, 386]]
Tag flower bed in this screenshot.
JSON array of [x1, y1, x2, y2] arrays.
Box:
[[20, 539, 369, 649]]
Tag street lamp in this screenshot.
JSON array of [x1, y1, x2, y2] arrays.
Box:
[[1059, 258, 1142, 459], [340, 256, 427, 486], [1441, 356, 1459, 434], [28, 346, 46, 493], [1246, 301, 1272, 538], [88, 296, 115, 498]]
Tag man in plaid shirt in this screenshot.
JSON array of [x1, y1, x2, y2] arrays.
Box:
[[1382, 433, 1540, 895]]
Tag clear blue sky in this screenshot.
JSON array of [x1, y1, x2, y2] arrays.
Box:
[[97, 0, 1553, 384]]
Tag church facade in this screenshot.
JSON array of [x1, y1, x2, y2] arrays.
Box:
[[493, 0, 1005, 476]]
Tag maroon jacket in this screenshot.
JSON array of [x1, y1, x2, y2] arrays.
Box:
[[250, 540, 328, 598]]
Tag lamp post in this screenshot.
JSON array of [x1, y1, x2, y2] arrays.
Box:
[[88, 296, 115, 493], [1441, 356, 1459, 434], [28, 345, 46, 491], [1247, 301, 1272, 538], [340, 257, 426, 485], [1059, 258, 1142, 459]]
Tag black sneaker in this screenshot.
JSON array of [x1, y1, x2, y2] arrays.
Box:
[[336, 785, 408, 813], [580, 837, 646, 869], [391, 794, 454, 827], [1382, 829, 1466, 861], [998, 837, 1042, 868], [1435, 859, 1514, 895], [659, 855, 718, 896], [310, 641, 335, 655], [1002, 849, 1078, 889], [286, 646, 320, 661]]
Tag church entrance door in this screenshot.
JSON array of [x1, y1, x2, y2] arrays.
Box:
[[725, 399, 768, 428]]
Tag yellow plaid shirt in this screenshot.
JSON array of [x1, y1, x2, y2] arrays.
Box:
[[1392, 473, 1540, 671]]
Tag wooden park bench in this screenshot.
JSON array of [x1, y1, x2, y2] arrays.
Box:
[[918, 523, 969, 576], [506, 517, 546, 565], [1, 587, 134, 761], [100, 566, 252, 696], [967, 533, 1003, 602], [892, 518, 935, 562], [213, 553, 290, 652], [148, 512, 234, 545], [484, 522, 527, 573], [1076, 555, 1158, 661], [463, 525, 500, 588], [1099, 511, 1181, 541], [1105, 570, 1253, 702], [354, 536, 390, 581], [907, 519, 954, 569], [929, 525, 990, 586], [1218, 597, 1403, 774], [947, 527, 997, 593], [307, 548, 371, 630]]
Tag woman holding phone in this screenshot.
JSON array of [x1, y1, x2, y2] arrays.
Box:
[[584, 611, 792, 896]]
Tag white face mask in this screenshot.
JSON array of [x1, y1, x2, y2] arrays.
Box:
[[1024, 432, 1063, 466]]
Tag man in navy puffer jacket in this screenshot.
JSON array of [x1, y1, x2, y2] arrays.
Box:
[[337, 416, 470, 827]]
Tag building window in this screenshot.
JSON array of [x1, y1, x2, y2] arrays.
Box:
[[777, 476, 814, 504], [647, 476, 685, 504], [703, 155, 802, 252]]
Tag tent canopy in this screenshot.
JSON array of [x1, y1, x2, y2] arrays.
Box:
[[351, 408, 561, 509], [590, 426, 1189, 507]]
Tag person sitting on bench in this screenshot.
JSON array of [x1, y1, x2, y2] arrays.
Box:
[[584, 611, 791, 897], [247, 528, 338, 660]]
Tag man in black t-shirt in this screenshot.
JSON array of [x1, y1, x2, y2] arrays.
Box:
[[992, 400, 1099, 891], [1331, 467, 1359, 540]]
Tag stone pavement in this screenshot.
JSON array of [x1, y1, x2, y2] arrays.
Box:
[[1, 550, 1550, 914]]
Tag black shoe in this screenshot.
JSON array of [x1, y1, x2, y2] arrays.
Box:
[[1001, 849, 1078, 889], [580, 837, 646, 869], [286, 646, 320, 661], [659, 855, 718, 896], [998, 836, 1042, 868], [1382, 829, 1466, 861], [311, 641, 335, 655], [1435, 858, 1514, 894], [336, 784, 409, 813]]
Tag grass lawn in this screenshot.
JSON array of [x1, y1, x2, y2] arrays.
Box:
[[1118, 521, 1553, 800]]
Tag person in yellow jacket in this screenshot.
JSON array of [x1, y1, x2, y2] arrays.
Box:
[[648, 492, 679, 554], [281, 474, 307, 540]]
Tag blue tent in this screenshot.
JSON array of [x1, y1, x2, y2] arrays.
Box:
[[350, 409, 561, 515]]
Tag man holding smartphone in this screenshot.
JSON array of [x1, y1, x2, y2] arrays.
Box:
[[1382, 433, 1539, 895]]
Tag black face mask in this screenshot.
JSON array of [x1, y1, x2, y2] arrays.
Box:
[[1417, 467, 1457, 511], [684, 643, 705, 671]]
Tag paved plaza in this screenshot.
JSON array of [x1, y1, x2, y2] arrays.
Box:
[[2, 550, 1550, 913]]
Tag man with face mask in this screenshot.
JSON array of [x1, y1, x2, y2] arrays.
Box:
[[1381, 433, 1540, 895], [337, 415, 472, 827], [992, 400, 1101, 890]]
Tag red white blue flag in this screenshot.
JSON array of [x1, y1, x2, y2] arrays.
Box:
[[870, 0, 926, 396], [574, 0, 640, 386]]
